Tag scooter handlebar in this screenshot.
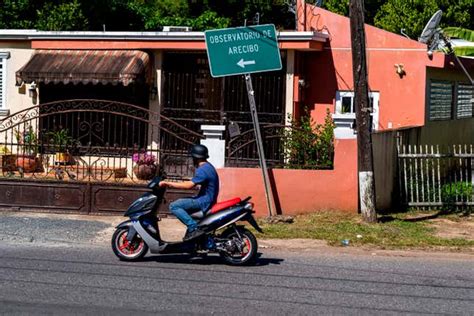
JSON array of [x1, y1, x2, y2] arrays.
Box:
[[147, 176, 162, 189]]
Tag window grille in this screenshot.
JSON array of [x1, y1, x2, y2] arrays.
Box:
[[456, 83, 473, 119], [428, 80, 453, 121]]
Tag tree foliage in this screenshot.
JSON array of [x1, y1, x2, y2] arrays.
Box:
[[0, 0, 294, 31], [443, 27, 474, 57], [36, 0, 88, 31], [0, 0, 471, 36], [374, 0, 473, 39], [373, 0, 439, 39], [0, 0, 36, 29], [322, 0, 473, 40]]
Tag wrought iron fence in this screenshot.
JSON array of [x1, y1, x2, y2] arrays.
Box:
[[0, 99, 203, 183], [226, 124, 335, 169], [398, 144, 473, 209], [162, 70, 286, 150]]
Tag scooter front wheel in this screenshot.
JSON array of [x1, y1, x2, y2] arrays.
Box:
[[111, 227, 148, 261]]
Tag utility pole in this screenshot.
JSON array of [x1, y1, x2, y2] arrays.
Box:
[[349, 0, 377, 223]]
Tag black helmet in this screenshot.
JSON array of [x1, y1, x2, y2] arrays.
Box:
[[190, 144, 209, 159]]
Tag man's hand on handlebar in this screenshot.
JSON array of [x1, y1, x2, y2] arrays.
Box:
[[158, 181, 168, 188]]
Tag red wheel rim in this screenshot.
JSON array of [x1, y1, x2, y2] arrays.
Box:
[[242, 238, 251, 256], [117, 230, 144, 257]]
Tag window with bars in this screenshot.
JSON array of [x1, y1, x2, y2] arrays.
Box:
[[428, 80, 473, 120]]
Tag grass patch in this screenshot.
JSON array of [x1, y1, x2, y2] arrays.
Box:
[[252, 211, 474, 249]]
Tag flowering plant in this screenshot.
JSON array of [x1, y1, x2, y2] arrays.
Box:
[[132, 152, 156, 166], [14, 125, 39, 156]]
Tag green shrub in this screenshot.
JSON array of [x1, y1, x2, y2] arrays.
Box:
[[284, 109, 335, 169], [441, 181, 472, 211]]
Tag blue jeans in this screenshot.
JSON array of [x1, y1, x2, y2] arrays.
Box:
[[169, 198, 201, 231]]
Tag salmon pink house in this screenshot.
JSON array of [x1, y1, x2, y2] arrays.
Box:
[[0, 3, 471, 216]]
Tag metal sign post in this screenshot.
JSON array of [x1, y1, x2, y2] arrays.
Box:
[[244, 73, 276, 217], [204, 24, 281, 217]]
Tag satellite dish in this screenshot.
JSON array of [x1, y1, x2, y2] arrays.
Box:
[[418, 9, 473, 85], [419, 10, 443, 44]]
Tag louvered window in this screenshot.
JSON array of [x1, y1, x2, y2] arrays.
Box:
[[428, 80, 473, 121], [428, 80, 453, 120], [456, 83, 473, 119]]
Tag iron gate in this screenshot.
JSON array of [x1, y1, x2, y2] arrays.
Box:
[[0, 99, 203, 214]]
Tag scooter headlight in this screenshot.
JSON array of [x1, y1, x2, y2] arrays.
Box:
[[244, 202, 254, 210]]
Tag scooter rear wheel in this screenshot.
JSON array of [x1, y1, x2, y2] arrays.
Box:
[[219, 227, 258, 266], [111, 227, 148, 261]]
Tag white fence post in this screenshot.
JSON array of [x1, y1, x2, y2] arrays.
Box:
[[200, 125, 226, 168]]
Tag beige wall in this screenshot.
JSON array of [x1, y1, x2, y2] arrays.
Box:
[[1, 48, 35, 118]]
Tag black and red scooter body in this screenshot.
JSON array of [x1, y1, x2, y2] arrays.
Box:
[[112, 177, 262, 264]]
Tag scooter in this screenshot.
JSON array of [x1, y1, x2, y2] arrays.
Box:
[[111, 177, 263, 265]]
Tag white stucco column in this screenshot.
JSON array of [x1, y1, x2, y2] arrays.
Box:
[[200, 125, 226, 168], [148, 50, 162, 153], [285, 50, 295, 125]]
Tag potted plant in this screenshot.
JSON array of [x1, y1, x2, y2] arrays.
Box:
[[132, 152, 157, 180], [48, 128, 74, 164], [0, 145, 17, 172], [14, 125, 40, 173]]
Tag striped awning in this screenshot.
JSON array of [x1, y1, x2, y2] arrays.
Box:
[[16, 50, 150, 86]]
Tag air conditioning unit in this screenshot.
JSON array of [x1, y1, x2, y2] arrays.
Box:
[[162, 26, 192, 32]]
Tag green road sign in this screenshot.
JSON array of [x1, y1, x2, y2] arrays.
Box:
[[204, 24, 282, 77]]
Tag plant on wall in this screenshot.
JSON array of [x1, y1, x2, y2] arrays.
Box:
[[283, 109, 335, 169], [48, 128, 74, 152], [47, 128, 75, 164]]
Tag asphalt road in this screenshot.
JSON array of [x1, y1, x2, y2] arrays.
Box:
[[1, 241, 473, 315]]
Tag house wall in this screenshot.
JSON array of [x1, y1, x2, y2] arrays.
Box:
[[216, 138, 358, 216], [299, 4, 447, 131], [399, 120, 474, 146], [0, 48, 35, 118]]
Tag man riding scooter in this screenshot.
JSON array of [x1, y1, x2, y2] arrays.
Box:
[[158, 144, 219, 241]]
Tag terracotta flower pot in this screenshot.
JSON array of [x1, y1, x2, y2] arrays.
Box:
[[1, 154, 18, 172], [133, 164, 157, 180], [55, 152, 73, 164], [15, 155, 39, 173]]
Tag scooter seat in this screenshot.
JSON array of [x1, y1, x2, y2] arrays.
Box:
[[209, 197, 242, 214]]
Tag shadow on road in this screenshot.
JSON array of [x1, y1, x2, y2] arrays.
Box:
[[143, 252, 284, 267]]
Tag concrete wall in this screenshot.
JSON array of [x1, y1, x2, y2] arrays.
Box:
[[216, 139, 358, 217], [0, 48, 35, 118]]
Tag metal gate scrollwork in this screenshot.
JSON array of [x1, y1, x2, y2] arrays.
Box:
[[0, 99, 203, 214]]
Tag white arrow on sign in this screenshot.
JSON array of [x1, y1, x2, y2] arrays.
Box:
[[237, 59, 256, 68]]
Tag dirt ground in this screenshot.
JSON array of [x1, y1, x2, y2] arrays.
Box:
[[429, 216, 474, 240]]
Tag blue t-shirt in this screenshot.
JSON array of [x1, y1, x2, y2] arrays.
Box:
[[191, 162, 219, 212]]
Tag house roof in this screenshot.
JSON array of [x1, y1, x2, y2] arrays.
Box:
[[16, 49, 150, 86], [0, 29, 328, 51]]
